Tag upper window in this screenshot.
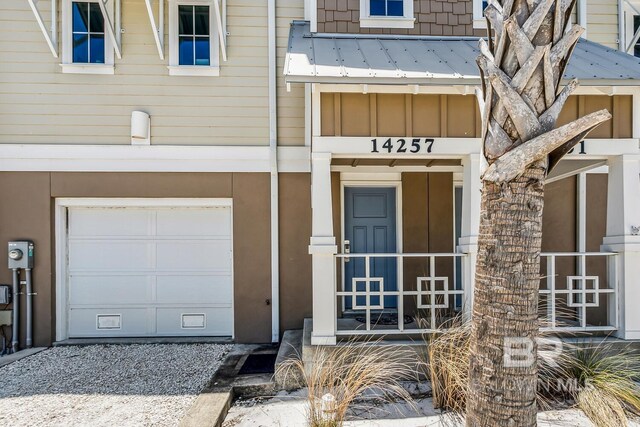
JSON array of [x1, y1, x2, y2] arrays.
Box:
[[473, 0, 488, 29], [169, 0, 220, 76], [360, 0, 414, 28], [72, 2, 105, 64], [61, 0, 114, 74], [370, 0, 404, 17]]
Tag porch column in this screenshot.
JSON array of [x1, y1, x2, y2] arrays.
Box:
[[309, 152, 337, 345], [459, 153, 482, 317], [601, 154, 640, 339]]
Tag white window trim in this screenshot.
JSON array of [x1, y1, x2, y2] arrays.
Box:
[[61, 0, 115, 74], [359, 0, 415, 29], [168, 0, 220, 77], [473, 0, 487, 29]]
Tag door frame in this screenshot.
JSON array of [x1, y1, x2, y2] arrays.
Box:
[[54, 198, 234, 342], [340, 175, 403, 313]]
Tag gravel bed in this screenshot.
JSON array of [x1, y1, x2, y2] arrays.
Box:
[[0, 344, 231, 427]]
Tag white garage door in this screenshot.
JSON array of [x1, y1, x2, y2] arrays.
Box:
[[66, 204, 233, 338]]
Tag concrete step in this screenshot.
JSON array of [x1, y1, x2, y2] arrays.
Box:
[[274, 329, 305, 390]]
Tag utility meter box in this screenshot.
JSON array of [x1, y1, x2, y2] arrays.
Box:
[[0, 285, 9, 305], [8, 241, 34, 269]]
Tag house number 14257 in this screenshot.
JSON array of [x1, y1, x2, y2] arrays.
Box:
[[371, 138, 435, 154]]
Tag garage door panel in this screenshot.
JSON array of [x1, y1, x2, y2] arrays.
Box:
[[156, 241, 231, 271], [69, 209, 152, 237], [69, 308, 149, 337], [156, 275, 232, 305], [156, 308, 233, 336], [156, 209, 231, 237], [66, 204, 234, 338], [69, 275, 152, 305], [69, 241, 153, 271]]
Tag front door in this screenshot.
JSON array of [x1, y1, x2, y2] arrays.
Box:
[[344, 186, 397, 310]]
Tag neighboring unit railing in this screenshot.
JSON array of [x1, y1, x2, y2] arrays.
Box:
[[332, 251, 618, 337], [539, 252, 618, 332]]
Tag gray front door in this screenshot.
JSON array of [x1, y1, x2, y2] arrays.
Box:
[[344, 186, 397, 310]]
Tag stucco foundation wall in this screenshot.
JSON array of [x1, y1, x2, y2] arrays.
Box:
[[0, 172, 272, 347]]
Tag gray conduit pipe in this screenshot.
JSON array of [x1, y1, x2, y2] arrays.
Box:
[[11, 268, 18, 353], [26, 268, 32, 348]]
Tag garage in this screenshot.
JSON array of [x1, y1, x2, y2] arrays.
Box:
[[59, 200, 233, 338]]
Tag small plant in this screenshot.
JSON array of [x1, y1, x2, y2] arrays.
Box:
[[424, 316, 471, 414], [559, 344, 640, 427], [276, 339, 419, 427]]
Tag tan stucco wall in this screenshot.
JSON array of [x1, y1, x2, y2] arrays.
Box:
[[0, 172, 273, 346], [278, 173, 313, 333]]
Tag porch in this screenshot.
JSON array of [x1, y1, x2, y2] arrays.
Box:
[[284, 21, 640, 345]]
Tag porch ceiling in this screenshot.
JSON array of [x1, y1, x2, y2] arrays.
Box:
[[285, 21, 640, 86], [331, 158, 462, 167]]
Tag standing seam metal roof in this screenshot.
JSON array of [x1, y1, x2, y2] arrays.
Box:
[[284, 21, 640, 85]]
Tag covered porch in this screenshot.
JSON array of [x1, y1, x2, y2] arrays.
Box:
[[285, 21, 640, 345]]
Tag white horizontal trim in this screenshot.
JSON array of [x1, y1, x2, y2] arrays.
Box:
[[315, 84, 640, 96], [0, 145, 311, 173], [277, 146, 310, 172], [315, 137, 480, 158], [359, 16, 415, 28], [57, 198, 233, 208], [314, 137, 640, 158], [167, 65, 220, 77], [60, 63, 115, 75]]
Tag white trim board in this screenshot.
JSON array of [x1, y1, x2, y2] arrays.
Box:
[[0, 145, 311, 173], [55, 197, 234, 341]]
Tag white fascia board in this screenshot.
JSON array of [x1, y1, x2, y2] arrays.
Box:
[[0, 144, 312, 173]]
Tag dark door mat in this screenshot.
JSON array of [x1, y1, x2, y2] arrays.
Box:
[[238, 353, 278, 375]]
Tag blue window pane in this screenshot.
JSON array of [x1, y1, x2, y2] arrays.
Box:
[[194, 6, 210, 35], [73, 34, 89, 63], [89, 35, 105, 63], [72, 2, 88, 33], [370, 0, 386, 16], [195, 37, 210, 65], [179, 36, 194, 65], [178, 5, 193, 34], [387, 0, 403, 16], [89, 3, 104, 33]]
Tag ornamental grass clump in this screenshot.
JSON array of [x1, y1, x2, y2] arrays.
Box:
[[275, 340, 419, 427], [560, 344, 640, 427]]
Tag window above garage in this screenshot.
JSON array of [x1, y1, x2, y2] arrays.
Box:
[[168, 0, 221, 76], [61, 0, 117, 74], [359, 0, 415, 29]]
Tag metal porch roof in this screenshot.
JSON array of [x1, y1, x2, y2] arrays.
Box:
[[284, 21, 640, 86]]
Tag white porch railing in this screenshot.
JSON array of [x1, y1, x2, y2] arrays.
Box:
[[335, 253, 467, 335], [539, 252, 618, 332], [332, 251, 618, 337]]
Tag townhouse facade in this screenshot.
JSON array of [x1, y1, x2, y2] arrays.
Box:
[[0, 0, 639, 349]]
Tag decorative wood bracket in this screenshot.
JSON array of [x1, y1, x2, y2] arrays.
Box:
[[27, 0, 58, 58], [145, 0, 165, 60], [213, 0, 227, 62], [97, 0, 122, 59]]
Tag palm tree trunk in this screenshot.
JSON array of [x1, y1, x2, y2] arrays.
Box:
[[466, 0, 612, 424], [467, 163, 545, 426]]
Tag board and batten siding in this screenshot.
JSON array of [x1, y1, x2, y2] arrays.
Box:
[[0, 0, 302, 146], [321, 93, 632, 138]]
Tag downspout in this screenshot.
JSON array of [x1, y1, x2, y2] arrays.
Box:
[[268, 0, 280, 343]]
